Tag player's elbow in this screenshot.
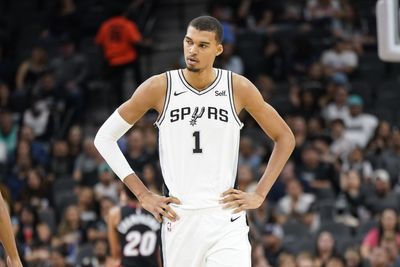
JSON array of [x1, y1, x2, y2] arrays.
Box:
[[277, 129, 296, 152]]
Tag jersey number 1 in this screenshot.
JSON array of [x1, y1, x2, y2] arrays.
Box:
[[193, 131, 202, 153]]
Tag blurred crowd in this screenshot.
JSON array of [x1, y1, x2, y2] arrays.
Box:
[[0, 0, 399, 267]]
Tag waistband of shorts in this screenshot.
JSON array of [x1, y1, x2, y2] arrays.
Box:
[[169, 204, 235, 215]]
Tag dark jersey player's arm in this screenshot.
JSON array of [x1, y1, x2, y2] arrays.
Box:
[[233, 74, 295, 198], [108, 206, 122, 261]]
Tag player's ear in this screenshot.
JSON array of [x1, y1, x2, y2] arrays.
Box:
[[216, 44, 223, 56]]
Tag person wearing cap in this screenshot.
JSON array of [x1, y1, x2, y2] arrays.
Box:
[[322, 75, 350, 122], [365, 169, 400, 214], [344, 94, 378, 148]]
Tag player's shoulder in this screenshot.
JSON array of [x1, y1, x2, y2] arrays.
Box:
[[136, 73, 167, 96], [231, 72, 257, 96], [108, 205, 121, 225]]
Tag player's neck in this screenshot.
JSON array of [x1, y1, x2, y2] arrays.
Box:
[[183, 67, 216, 92]]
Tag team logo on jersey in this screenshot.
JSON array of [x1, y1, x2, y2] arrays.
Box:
[[190, 107, 205, 126], [170, 106, 228, 124]]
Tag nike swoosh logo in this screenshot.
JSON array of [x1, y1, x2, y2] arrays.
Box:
[[230, 216, 241, 222], [174, 91, 187, 96]]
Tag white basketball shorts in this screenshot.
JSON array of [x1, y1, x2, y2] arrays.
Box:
[[161, 205, 251, 267]]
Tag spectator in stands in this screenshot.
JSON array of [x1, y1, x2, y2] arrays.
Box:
[[237, 164, 255, 191], [16, 206, 38, 249], [18, 125, 48, 167], [142, 163, 161, 193], [96, 9, 143, 105], [66, 125, 82, 163], [290, 116, 308, 165], [278, 252, 296, 267], [0, 82, 11, 110], [336, 170, 370, 224], [330, 118, 354, 160], [321, 38, 358, 76], [361, 208, 400, 259], [367, 246, 390, 267], [296, 144, 336, 194], [343, 247, 363, 267], [344, 95, 378, 148], [57, 205, 85, 264], [305, 0, 340, 22], [366, 121, 392, 162], [50, 37, 86, 117], [22, 100, 52, 141], [326, 257, 345, 267], [239, 136, 262, 172], [20, 169, 50, 210], [322, 75, 350, 122], [380, 234, 400, 266], [248, 200, 275, 236], [343, 147, 373, 180], [296, 252, 315, 267], [300, 62, 324, 91], [15, 46, 48, 93], [79, 239, 113, 267], [252, 243, 271, 267], [261, 223, 285, 267], [94, 163, 118, 202], [7, 140, 34, 200], [48, 139, 73, 181], [72, 137, 100, 185], [261, 38, 286, 81], [276, 178, 315, 223], [125, 129, 150, 174], [76, 187, 97, 225], [25, 222, 53, 266], [314, 231, 337, 267], [365, 170, 400, 214], [376, 131, 400, 188], [0, 108, 18, 157], [237, 0, 285, 31], [49, 246, 72, 267], [86, 196, 114, 242]]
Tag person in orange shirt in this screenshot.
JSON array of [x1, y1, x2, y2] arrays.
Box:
[[96, 12, 143, 105]]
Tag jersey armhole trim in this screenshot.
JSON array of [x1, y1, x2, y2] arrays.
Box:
[[227, 71, 244, 128], [154, 71, 171, 127]]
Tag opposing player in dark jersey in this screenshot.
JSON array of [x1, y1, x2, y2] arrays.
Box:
[[108, 185, 161, 267]]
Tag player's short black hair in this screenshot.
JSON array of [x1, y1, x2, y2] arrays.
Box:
[[188, 16, 223, 43], [123, 184, 137, 201]]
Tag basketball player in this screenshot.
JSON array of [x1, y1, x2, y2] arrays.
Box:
[[108, 185, 161, 267], [0, 193, 23, 267], [95, 15, 295, 267]]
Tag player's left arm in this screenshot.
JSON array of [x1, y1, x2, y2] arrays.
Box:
[[221, 74, 295, 213], [107, 206, 122, 263], [0, 193, 22, 267]]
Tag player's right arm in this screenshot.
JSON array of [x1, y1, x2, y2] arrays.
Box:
[[94, 75, 180, 223], [108, 206, 121, 262], [0, 193, 23, 267]]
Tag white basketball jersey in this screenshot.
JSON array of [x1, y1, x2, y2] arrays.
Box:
[[155, 68, 243, 209]]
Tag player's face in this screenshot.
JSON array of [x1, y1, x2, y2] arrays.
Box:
[[183, 26, 223, 72]]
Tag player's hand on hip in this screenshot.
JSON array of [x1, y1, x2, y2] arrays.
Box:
[[139, 191, 181, 223], [220, 188, 264, 213]]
